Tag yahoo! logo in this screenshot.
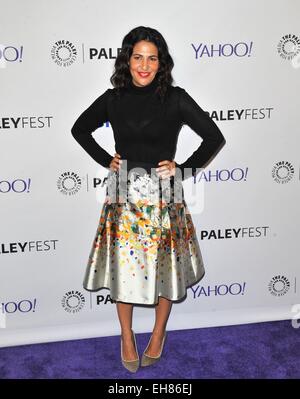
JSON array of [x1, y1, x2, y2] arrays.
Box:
[[190, 282, 246, 298], [195, 167, 249, 182], [192, 41, 253, 58], [1, 298, 37, 314], [0, 178, 31, 193], [0, 44, 23, 68]]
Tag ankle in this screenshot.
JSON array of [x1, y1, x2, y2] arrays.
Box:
[[152, 328, 165, 337], [121, 328, 133, 339]]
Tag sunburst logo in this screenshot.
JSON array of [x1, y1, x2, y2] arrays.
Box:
[[51, 39, 77, 66], [277, 34, 300, 60]]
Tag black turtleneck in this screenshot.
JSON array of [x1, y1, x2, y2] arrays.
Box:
[[71, 75, 226, 179]]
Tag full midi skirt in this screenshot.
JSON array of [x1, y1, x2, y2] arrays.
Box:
[[83, 160, 205, 305]]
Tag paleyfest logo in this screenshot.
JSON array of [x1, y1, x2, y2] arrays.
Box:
[[51, 40, 77, 67], [57, 171, 82, 196], [268, 275, 290, 297], [61, 290, 86, 313], [277, 34, 300, 61], [271, 161, 294, 184]]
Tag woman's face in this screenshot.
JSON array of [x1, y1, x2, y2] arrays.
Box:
[[129, 40, 160, 87]]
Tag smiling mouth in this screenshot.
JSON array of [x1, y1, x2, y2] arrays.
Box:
[[138, 72, 151, 77]]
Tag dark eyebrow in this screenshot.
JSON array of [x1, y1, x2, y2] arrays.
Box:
[[132, 53, 158, 57]]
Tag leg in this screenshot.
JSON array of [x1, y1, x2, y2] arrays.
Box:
[[116, 301, 138, 361], [145, 296, 172, 357]]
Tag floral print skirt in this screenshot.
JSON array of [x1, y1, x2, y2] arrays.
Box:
[[83, 161, 205, 305]]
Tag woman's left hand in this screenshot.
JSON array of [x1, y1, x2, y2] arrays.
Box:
[[156, 160, 176, 179]]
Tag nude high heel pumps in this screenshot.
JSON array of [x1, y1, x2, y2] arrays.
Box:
[[141, 331, 167, 367], [120, 329, 139, 373]]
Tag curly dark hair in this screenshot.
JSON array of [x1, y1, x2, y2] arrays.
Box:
[[110, 26, 174, 103]]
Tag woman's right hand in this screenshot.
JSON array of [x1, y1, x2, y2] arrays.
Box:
[[105, 153, 122, 205], [109, 153, 122, 171]]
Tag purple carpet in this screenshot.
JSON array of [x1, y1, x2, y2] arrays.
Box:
[[0, 320, 299, 379]]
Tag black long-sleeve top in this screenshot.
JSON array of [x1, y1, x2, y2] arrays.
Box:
[[71, 74, 226, 179]]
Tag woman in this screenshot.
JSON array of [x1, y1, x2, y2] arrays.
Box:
[[71, 26, 226, 373]]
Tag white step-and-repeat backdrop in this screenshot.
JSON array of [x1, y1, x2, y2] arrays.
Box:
[[1, 0, 300, 347]]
